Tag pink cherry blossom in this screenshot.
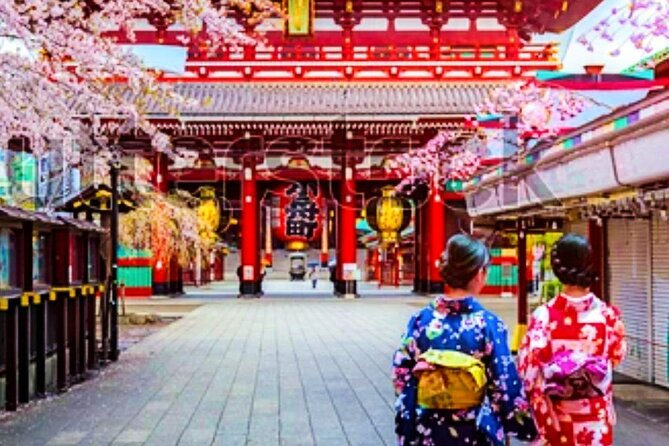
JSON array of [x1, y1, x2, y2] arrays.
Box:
[[0, 0, 277, 181]]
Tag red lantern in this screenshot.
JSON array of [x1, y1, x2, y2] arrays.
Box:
[[271, 183, 323, 251]]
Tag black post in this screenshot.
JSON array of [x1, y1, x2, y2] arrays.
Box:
[[109, 161, 120, 361], [79, 289, 87, 375], [88, 287, 98, 369], [5, 300, 18, 411], [18, 221, 33, 404], [68, 289, 80, 382], [56, 293, 68, 392], [35, 293, 47, 397], [80, 232, 90, 375]]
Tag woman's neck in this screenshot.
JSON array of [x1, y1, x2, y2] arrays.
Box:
[[562, 285, 591, 298], [445, 288, 472, 299]]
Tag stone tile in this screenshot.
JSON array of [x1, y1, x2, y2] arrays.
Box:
[[0, 297, 667, 446], [112, 429, 152, 444], [46, 431, 89, 445]]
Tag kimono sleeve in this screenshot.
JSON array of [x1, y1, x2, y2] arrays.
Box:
[[606, 304, 627, 368], [484, 314, 537, 442], [393, 312, 422, 446], [518, 306, 551, 400], [392, 313, 421, 396]]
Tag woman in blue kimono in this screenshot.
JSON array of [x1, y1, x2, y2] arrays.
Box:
[[393, 234, 537, 446]]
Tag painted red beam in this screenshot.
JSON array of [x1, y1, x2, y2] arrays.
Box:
[[110, 30, 522, 48], [169, 167, 407, 182]]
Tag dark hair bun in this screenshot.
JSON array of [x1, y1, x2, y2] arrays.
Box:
[[439, 234, 490, 290], [551, 233, 596, 288]]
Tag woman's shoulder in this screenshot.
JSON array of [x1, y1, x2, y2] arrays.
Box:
[[471, 299, 509, 331]]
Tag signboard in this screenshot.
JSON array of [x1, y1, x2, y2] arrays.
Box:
[[243, 265, 254, 281], [342, 263, 358, 281]]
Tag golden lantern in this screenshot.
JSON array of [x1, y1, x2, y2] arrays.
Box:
[[197, 187, 220, 245], [365, 186, 412, 247]]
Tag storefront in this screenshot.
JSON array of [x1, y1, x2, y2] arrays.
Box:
[[465, 85, 669, 388]]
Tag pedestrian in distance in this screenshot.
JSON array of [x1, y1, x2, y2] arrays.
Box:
[[309, 268, 318, 289], [393, 234, 537, 446], [518, 233, 627, 446]]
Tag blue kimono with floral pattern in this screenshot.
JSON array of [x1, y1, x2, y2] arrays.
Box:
[[393, 296, 537, 446]]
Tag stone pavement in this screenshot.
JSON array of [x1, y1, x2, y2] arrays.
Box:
[[1, 297, 669, 446]]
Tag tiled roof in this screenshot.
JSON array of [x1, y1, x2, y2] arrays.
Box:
[[126, 82, 502, 117]]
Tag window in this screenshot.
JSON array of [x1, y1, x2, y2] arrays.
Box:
[[33, 232, 49, 285], [69, 234, 84, 283], [0, 227, 20, 290], [88, 237, 100, 282]]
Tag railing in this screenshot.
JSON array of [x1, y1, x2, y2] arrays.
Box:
[[0, 211, 110, 412], [0, 284, 110, 410]]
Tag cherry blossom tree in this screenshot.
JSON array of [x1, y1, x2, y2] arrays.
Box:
[[120, 190, 214, 267], [389, 80, 602, 193], [388, 130, 486, 193], [0, 0, 277, 178], [476, 80, 593, 142], [578, 0, 669, 58]]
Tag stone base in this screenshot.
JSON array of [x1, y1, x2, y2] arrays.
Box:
[[334, 280, 358, 298], [152, 282, 170, 296], [239, 280, 263, 298], [413, 280, 444, 295]]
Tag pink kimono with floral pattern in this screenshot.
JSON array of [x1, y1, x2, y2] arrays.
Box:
[[518, 293, 627, 446]]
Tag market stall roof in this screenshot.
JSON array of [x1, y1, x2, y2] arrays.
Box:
[[0, 205, 36, 221], [56, 184, 135, 214], [58, 216, 107, 233], [0, 205, 62, 224]]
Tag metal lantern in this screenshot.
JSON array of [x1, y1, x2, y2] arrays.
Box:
[[365, 186, 412, 247]]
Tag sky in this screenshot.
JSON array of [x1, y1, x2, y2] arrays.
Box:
[[538, 0, 669, 73]]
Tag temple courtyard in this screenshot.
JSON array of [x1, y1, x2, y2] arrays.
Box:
[[0, 295, 668, 446]]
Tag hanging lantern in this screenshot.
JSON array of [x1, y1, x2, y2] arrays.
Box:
[[365, 186, 412, 247], [271, 183, 322, 251]]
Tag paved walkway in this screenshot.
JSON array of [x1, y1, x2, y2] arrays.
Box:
[[1, 298, 669, 446]]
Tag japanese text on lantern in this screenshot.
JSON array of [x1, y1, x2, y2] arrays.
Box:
[[285, 183, 319, 239]]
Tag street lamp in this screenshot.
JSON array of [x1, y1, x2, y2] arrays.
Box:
[[108, 149, 121, 361]]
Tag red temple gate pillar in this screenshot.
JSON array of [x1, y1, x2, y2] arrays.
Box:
[[423, 183, 446, 294], [239, 155, 262, 297], [152, 152, 170, 295], [320, 200, 329, 267], [336, 155, 358, 298], [413, 198, 424, 293], [263, 204, 273, 268]]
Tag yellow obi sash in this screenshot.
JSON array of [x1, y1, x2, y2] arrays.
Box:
[[415, 350, 487, 410]]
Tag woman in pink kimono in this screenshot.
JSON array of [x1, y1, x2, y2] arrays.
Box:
[[519, 234, 627, 446]]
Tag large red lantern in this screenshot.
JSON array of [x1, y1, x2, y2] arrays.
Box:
[[271, 183, 323, 251]]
